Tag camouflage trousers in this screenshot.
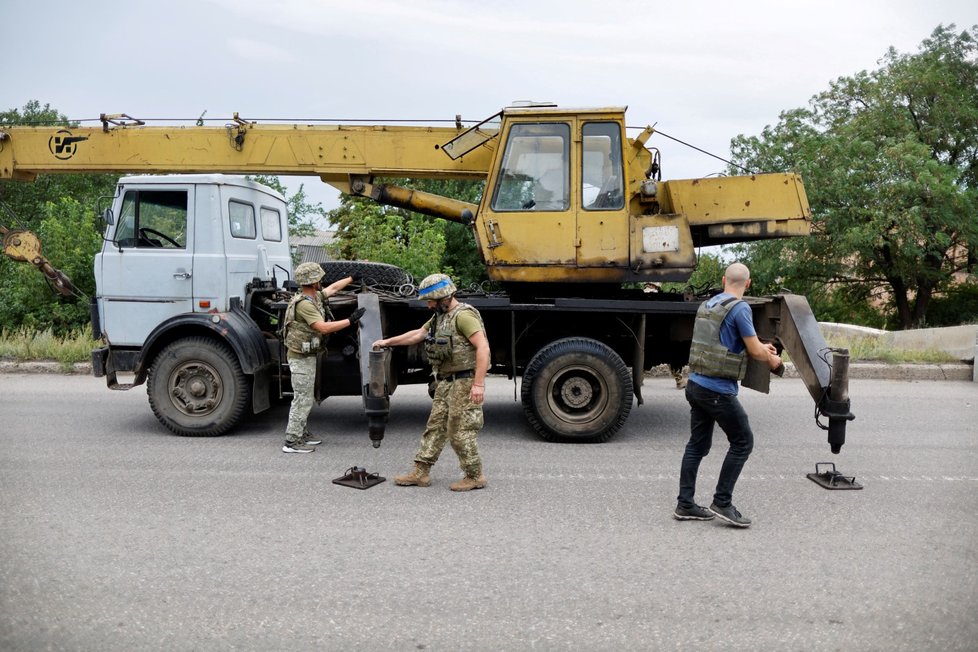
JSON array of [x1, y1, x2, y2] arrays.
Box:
[[415, 376, 484, 477], [285, 354, 317, 443]]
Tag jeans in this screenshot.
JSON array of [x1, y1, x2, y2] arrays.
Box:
[[678, 379, 754, 508]]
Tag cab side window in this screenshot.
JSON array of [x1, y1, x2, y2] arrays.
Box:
[[229, 200, 257, 239], [114, 190, 188, 248], [491, 123, 570, 212], [261, 207, 283, 242], [582, 122, 624, 210]]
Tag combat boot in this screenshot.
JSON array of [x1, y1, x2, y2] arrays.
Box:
[[394, 463, 432, 487], [449, 474, 487, 492]]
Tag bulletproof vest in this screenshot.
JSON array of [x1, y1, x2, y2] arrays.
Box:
[[424, 302, 484, 374], [687, 296, 748, 381], [282, 291, 334, 355]]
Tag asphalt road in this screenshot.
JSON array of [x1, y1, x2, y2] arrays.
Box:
[[1, 373, 976, 651]]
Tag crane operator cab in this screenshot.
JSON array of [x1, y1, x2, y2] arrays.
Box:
[[441, 105, 810, 287]]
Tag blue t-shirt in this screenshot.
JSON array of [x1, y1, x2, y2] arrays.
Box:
[[688, 293, 756, 395]]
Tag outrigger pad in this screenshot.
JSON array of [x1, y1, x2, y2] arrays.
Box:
[[333, 466, 386, 490], [807, 462, 863, 490]]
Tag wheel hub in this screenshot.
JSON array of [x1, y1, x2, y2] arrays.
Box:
[[559, 376, 593, 408], [188, 378, 207, 398], [170, 363, 222, 416]]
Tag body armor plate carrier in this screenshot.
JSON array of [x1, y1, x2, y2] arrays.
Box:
[[424, 302, 484, 375], [282, 292, 334, 355], [687, 296, 748, 380]]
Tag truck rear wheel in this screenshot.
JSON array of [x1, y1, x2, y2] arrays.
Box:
[[521, 337, 633, 443], [147, 337, 250, 437]]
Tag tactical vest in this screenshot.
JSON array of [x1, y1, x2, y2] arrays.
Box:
[[282, 291, 334, 355], [424, 302, 484, 374], [687, 296, 748, 380]]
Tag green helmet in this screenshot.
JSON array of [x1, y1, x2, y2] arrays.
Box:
[[418, 273, 456, 300], [294, 262, 325, 286]]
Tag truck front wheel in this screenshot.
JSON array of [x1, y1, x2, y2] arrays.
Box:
[[521, 337, 633, 443], [147, 337, 250, 437]]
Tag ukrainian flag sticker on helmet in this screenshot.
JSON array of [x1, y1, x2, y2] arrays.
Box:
[[418, 273, 456, 299]]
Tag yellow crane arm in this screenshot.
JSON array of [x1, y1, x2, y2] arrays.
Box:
[[0, 120, 494, 186]]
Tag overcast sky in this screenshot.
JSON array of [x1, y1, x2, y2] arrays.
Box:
[[5, 0, 977, 224]]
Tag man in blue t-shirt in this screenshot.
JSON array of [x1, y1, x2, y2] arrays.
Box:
[[674, 262, 782, 528]]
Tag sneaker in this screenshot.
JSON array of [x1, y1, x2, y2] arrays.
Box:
[[302, 437, 323, 446], [709, 503, 752, 528], [282, 442, 315, 454], [673, 504, 715, 521]]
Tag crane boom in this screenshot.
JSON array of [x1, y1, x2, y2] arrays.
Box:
[[0, 119, 491, 184]]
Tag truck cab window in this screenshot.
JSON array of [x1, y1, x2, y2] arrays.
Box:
[[230, 201, 257, 239], [582, 122, 624, 210], [261, 207, 283, 242], [491, 123, 570, 212], [114, 190, 188, 248]]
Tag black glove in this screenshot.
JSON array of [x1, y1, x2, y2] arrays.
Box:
[[348, 307, 366, 325]]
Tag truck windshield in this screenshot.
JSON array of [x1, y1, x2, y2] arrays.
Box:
[[490, 123, 570, 212]]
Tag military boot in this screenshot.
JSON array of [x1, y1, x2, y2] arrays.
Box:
[[449, 474, 487, 492], [394, 463, 432, 487]]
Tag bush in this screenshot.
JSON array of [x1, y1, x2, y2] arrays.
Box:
[[923, 282, 978, 327]]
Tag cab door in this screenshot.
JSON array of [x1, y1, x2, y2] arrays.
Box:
[[575, 120, 628, 268], [97, 184, 194, 346]]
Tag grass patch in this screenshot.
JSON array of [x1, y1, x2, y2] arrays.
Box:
[[0, 326, 95, 372], [821, 334, 959, 364]]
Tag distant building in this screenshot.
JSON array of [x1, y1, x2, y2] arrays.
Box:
[[290, 230, 336, 264]]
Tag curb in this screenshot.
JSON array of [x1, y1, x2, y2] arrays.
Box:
[[648, 362, 974, 382], [0, 361, 94, 375], [2, 360, 974, 382]]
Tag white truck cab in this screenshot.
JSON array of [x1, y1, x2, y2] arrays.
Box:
[[94, 175, 292, 346]]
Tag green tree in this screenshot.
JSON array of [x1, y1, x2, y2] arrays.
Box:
[[327, 178, 488, 288], [729, 25, 978, 329], [327, 194, 446, 280], [1, 101, 118, 333], [0, 197, 101, 333]]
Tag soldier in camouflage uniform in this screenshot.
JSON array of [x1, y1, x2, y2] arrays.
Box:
[[281, 262, 364, 453], [372, 273, 490, 491]]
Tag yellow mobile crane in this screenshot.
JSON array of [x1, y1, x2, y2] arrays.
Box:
[[0, 105, 853, 458]]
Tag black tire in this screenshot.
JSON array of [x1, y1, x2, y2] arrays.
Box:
[[147, 337, 250, 437], [521, 337, 633, 443], [320, 261, 410, 287]]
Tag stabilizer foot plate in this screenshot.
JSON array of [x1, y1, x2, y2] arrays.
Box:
[[807, 462, 863, 490], [333, 466, 386, 490]]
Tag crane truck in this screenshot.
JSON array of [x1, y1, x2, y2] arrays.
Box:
[[0, 105, 853, 452]]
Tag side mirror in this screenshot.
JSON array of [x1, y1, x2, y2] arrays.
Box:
[[101, 208, 115, 226]]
